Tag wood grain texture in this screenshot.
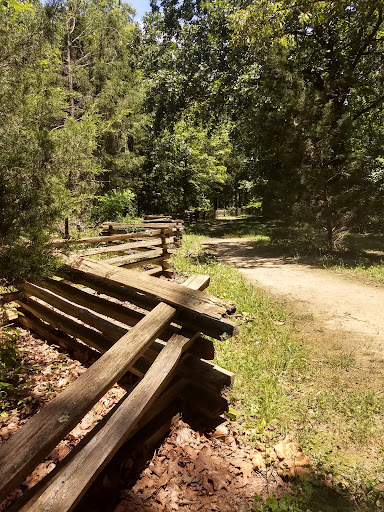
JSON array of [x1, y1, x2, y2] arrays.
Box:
[[37, 278, 212, 356], [0, 302, 176, 503], [75, 258, 235, 322], [17, 324, 199, 510], [52, 230, 162, 247], [17, 297, 112, 353], [103, 248, 165, 265], [12, 274, 206, 511], [60, 266, 237, 339], [75, 238, 166, 256]]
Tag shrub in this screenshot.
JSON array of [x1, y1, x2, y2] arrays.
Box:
[[92, 189, 136, 222]]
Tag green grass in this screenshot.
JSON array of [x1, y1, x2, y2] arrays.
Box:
[[175, 235, 384, 511]]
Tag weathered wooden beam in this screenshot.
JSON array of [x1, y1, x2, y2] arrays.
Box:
[[17, 311, 101, 362], [51, 230, 162, 248], [20, 281, 215, 360], [16, 319, 200, 511], [39, 278, 213, 357], [17, 297, 112, 353], [0, 302, 176, 503], [75, 238, 167, 257], [68, 259, 237, 338], [103, 248, 165, 265], [120, 254, 171, 269], [19, 283, 126, 342], [61, 266, 235, 340]]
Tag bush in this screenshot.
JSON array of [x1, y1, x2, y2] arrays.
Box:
[[0, 318, 27, 415], [92, 189, 136, 222]]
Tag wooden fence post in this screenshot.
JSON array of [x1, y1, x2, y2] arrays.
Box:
[[160, 227, 174, 276]]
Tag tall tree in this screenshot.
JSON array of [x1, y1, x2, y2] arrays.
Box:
[[230, 0, 384, 247]]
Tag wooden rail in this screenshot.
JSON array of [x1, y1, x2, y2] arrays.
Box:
[[0, 218, 237, 511]]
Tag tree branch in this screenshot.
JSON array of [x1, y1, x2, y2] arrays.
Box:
[[350, 4, 383, 72], [352, 94, 384, 121]]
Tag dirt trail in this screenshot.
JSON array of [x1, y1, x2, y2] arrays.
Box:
[[208, 238, 384, 363]]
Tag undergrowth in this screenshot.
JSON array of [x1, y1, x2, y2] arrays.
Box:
[[174, 234, 384, 511], [0, 313, 32, 416]]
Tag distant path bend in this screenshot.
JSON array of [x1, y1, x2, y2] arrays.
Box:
[[208, 238, 384, 360]]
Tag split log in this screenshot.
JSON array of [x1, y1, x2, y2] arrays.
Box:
[[3, 274, 207, 508], [0, 302, 177, 503], [17, 297, 112, 353], [19, 282, 215, 360], [75, 238, 167, 257], [61, 266, 234, 340], [103, 248, 165, 265], [17, 311, 101, 363], [65, 259, 238, 339], [38, 278, 214, 358], [120, 254, 171, 269], [16, 317, 201, 511], [52, 230, 162, 248]]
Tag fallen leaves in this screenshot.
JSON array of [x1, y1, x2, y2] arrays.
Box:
[[115, 418, 277, 512]]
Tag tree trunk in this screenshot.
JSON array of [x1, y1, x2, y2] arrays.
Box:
[[67, 24, 75, 119], [322, 180, 334, 251]]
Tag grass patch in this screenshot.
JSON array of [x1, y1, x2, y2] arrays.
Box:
[[175, 235, 384, 510]]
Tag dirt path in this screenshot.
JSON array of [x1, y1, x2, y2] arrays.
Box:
[[208, 238, 384, 364]]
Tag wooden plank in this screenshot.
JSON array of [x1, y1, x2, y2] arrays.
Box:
[[9, 274, 206, 510], [17, 297, 112, 353], [0, 302, 176, 503], [41, 278, 143, 327], [104, 223, 180, 230], [20, 281, 215, 359], [120, 254, 171, 269], [103, 248, 165, 265], [73, 259, 236, 325], [19, 283, 127, 342], [183, 274, 210, 290], [51, 230, 162, 248], [75, 238, 165, 257], [143, 215, 172, 219], [16, 321, 200, 511], [180, 354, 235, 392], [61, 266, 237, 340], [17, 311, 101, 362]]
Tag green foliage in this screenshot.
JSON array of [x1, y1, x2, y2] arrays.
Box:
[[0, 319, 29, 414], [92, 189, 136, 222], [247, 493, 317, 512], [0, 0, 146, 282], [141, 108, 232, 212]]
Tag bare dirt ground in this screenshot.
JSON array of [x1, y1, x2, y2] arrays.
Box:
[[208, 238, 384, 367]]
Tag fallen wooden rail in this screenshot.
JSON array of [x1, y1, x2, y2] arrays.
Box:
[[0, 269, 236, 511], [0, 219, 237, 511]]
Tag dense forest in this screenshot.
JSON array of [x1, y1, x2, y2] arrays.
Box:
[[1, 0, 384, 280]]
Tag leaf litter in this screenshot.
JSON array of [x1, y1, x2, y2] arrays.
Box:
[[114, 417, 292, 512]]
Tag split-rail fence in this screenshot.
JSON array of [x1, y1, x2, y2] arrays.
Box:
[[0, 216, 237, 512]]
